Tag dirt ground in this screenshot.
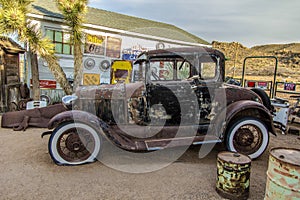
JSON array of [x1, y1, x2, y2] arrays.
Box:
[[0, 118, 300, 200]]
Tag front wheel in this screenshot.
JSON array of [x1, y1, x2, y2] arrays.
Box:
[[48, 122, 101, 165], [226, 117, 269, 159]]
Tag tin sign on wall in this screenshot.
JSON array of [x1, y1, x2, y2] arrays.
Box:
[[83, 73, 100, 86]]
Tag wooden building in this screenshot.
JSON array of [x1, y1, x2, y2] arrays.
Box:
[[0, 36, 25, 112]]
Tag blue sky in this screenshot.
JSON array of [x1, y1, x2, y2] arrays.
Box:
[[88, 0, 300, 47]]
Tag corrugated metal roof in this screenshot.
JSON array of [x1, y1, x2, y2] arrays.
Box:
[[29, 0, 209, 45]]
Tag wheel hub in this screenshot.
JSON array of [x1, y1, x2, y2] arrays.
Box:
[[236, 128, 254, 146], [65, 133, 85, 153]]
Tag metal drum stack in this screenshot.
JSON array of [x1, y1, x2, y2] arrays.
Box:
[[265, 147, 300, 199], [216, 151, 251, 200]]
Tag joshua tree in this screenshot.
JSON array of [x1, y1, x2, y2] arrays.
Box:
[[55, 0, 88, 90], [0, 0, 73, 98]]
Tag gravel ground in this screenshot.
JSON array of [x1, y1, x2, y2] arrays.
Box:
[[0, 119, 300, 200]]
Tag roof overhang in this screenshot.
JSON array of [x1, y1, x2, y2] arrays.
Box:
[[0, 37, 25, 54]]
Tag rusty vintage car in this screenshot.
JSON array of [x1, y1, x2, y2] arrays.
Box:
[[44, 47, 276, 165]]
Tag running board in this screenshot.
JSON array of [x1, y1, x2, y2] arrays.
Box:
[[145, 136, 221, 151], [192, 139, 222, 145]]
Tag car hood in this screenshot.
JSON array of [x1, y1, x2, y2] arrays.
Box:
[[223, 83, 261, 104], [76, 82, 145, 100]]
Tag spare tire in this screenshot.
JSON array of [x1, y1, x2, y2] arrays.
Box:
[[250, 88, 273, 111]]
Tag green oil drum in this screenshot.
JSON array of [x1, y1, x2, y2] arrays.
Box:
[[265, 147, 300, 200], [216, 151, 251, 200]]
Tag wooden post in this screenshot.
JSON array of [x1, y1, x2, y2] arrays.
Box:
[[29, 50, 40, 100]]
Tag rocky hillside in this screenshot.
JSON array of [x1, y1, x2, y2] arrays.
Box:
[[252, 43, 300, 53], [212, 41, 300, 81]]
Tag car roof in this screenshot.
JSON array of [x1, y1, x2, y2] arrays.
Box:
[[138, 46, 225, 60]]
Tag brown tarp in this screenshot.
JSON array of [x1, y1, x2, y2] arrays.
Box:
[[1, 104, 66, 131]]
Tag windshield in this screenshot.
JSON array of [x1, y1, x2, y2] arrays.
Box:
[[148, 59, 192, 81]]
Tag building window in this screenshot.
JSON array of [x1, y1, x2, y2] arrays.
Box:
[[46, 29, 73, 55]]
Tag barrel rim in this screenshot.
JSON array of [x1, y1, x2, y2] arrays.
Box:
[[216, 186, 249, 200], [270, 147, 300, 167], [217, 151, 252, 164]]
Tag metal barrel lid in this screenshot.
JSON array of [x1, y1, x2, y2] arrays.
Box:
[[270, 147, 300, 167], [217, 151, 251, 164]]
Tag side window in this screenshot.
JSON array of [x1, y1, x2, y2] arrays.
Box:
[[200, 62, 216, 80], [150, 61, 174, 81], [132, 62, 146, 82], [177, 61, 191, 79]]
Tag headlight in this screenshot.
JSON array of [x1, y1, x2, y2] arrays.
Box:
[[62, 95, 78, 107]]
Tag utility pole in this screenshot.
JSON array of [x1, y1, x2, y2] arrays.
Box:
[[233, 42, 239, 78]]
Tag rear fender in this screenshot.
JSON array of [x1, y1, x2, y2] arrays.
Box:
[[214, 100, 276, 139]]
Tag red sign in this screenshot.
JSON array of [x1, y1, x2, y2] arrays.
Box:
[[31, 79, 56, 89], [247, 81, 255, 87], [40, 80, 56, 88]]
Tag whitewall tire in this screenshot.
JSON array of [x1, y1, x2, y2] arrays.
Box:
[[226, 117, 269, 159], [48, 122, 101, 165]]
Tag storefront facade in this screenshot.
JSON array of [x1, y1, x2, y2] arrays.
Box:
[[27, 0, 209, 101]]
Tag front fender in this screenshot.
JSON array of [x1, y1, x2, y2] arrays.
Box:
[[48, 110, 110, 133], [46, 110, 137, 151]]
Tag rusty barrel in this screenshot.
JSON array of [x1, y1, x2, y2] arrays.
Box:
[[216, 151, 251, 200], [265, 147, 300, 200]]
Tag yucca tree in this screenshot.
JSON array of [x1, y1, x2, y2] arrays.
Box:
[[0, 0, 73, 99], [0, 0, 41, 99], [55, 0, 88, 90], [26, 23, 73, 95]]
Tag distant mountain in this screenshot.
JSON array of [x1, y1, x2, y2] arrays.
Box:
[[212, 41, 300, 81], [252, 43, 300, 53]]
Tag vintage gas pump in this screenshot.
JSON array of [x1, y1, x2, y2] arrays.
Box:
[[110, 60, 132, 84]]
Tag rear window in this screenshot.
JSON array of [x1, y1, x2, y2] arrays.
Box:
[[200, 62, 217, 80]]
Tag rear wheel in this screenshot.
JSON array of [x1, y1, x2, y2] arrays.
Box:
[[48, 122, 101, 165], [226, 117, 269, 159]]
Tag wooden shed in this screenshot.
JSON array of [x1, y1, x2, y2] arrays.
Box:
[[0, 36, 25, 112]]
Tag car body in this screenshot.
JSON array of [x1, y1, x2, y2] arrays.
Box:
[[45, 46, 276, 165]]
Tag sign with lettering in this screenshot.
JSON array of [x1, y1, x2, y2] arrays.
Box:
[[122, 46, 145, 61], [257, 81, 268, 90], [284, 82, 296, 91], [84, 34, 105, 55], [31, 79, 56, 89]]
